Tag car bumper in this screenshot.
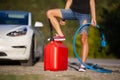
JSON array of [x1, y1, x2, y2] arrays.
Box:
[[0, 36, 32, 60]]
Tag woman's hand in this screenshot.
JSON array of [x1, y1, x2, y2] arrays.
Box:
[[91, 18, 96, 26], [60, 19, 66, 26]]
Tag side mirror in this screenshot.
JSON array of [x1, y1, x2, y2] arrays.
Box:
[[34, 21, 43, 27]]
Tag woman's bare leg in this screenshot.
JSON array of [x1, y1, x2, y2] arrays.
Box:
[[81, 20, 89, 63], [46, 9, 64, 36], [81, 31, 89, 63]]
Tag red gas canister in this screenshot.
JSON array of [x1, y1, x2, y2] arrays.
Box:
[[44, 41, 68, 71]]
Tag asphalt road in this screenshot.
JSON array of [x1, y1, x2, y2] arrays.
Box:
[[0, 58, 120, 66], [69, 58, 120, 66]]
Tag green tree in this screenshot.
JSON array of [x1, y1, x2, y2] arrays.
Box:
[[99, 0, 120, 58]]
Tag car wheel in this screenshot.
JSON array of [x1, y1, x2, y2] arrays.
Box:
[[21, 36, 35, 66]]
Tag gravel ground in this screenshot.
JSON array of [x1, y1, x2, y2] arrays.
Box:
[[0, 59, 120, 80]]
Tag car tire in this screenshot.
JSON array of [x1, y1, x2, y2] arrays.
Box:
[[21, 36, 35, 66], [39, 43, 44, 62]]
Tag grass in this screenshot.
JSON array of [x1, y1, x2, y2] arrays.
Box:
[[0, 74, 91, 80], [0, 74, 44, 80]]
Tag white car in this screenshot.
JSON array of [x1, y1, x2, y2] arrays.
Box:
[[0, 10, 44, 66]]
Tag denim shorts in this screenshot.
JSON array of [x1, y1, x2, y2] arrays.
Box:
[[60, 9, 90, 35]]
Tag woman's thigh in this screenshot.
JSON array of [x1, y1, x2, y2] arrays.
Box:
[[60, 9, 76, 20], [75, 13, 90, 35], [47, 9, 63, 18]]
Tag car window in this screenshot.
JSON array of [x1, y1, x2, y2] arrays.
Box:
[[0, 11, 28, 25]]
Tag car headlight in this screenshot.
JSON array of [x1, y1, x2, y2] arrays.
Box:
[[7, 27, 27, 37]]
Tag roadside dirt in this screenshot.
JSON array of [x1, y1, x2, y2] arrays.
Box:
[[0, 59, 120, 80]]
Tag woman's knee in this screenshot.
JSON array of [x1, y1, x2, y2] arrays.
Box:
[[81, 32, 88, 44], [46, 9, 62, 19], [46, 10, 53, 18]]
